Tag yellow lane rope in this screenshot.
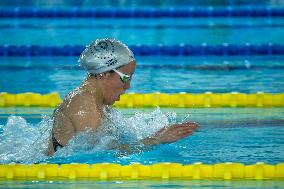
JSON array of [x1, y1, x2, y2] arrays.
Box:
[[0, 92, 283, 108], [0, 162, 283, 180]]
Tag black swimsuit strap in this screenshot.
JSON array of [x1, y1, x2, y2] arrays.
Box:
[[52, 131, 63, 152]]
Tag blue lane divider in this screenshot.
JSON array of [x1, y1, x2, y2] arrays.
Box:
[[1, 44, 284, 56], [0, 7, 284, 18]]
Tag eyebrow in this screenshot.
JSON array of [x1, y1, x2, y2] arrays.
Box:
[[123, 70, 134, 76]]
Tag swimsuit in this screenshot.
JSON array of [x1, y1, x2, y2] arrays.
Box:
[[52, 131, 63, 152]]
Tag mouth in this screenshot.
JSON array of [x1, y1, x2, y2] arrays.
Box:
[[116, 94, 121, 101], [115, 91, 125, 101]]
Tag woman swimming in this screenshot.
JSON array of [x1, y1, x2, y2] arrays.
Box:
[[47, 39, 198, 156]]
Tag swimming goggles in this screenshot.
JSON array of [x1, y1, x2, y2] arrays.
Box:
[[113, 69, 131, 84]]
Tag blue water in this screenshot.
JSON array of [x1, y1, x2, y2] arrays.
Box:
[[0, 180, 284, 189], [1, 4, 284, 189], [1, 56, 284, 96], [0, 9, 284, 166], [0, 107, 283, 165], [0, 17, 284, 45]]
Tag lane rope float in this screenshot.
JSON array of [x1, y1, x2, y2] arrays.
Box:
[[0, 162, 283, 180], [1, 44, 284, 56], [1, 7, 284, 18], [0, 92, 283, 108]]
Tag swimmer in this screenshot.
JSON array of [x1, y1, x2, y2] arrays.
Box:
[[47, 39, 198, 156]]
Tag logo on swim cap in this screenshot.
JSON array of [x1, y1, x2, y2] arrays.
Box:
[[78, 39, 135, 74]]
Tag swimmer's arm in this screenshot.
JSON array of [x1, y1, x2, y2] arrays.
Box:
[[140, 122, 199, 146], [109, 122, 198, 153]]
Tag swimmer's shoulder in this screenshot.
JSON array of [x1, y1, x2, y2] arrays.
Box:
[[65, 88, 97, 109]]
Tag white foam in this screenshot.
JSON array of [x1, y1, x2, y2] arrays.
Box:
[[0, 107, 178, 163], [0, 115, 52, 163]]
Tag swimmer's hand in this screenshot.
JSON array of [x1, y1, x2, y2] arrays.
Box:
[[141, 122, 199, 146]]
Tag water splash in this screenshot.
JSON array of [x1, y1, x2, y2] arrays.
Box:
[[0, 115, 52, 164], [53, 107, 176, 158], [0, 107, 177, 164]]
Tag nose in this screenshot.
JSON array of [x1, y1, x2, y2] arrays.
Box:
[[123, 81, 131, 90]]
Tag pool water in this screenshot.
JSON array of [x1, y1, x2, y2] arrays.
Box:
[[1, 3, 284, 189], [1, 180, 284, 189], [1, 17, 284, 45], [1, 56, 284, 95], [0, 107, 283, 165]]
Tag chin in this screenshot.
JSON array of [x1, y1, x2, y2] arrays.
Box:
[[105, 102, 114, 105], [105, 99, 116, 105]]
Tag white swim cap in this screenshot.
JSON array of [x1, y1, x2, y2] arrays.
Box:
[[78, 39, 135, 74]]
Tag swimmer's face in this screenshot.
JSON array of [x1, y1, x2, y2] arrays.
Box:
[[103, 61, 136, 105]]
